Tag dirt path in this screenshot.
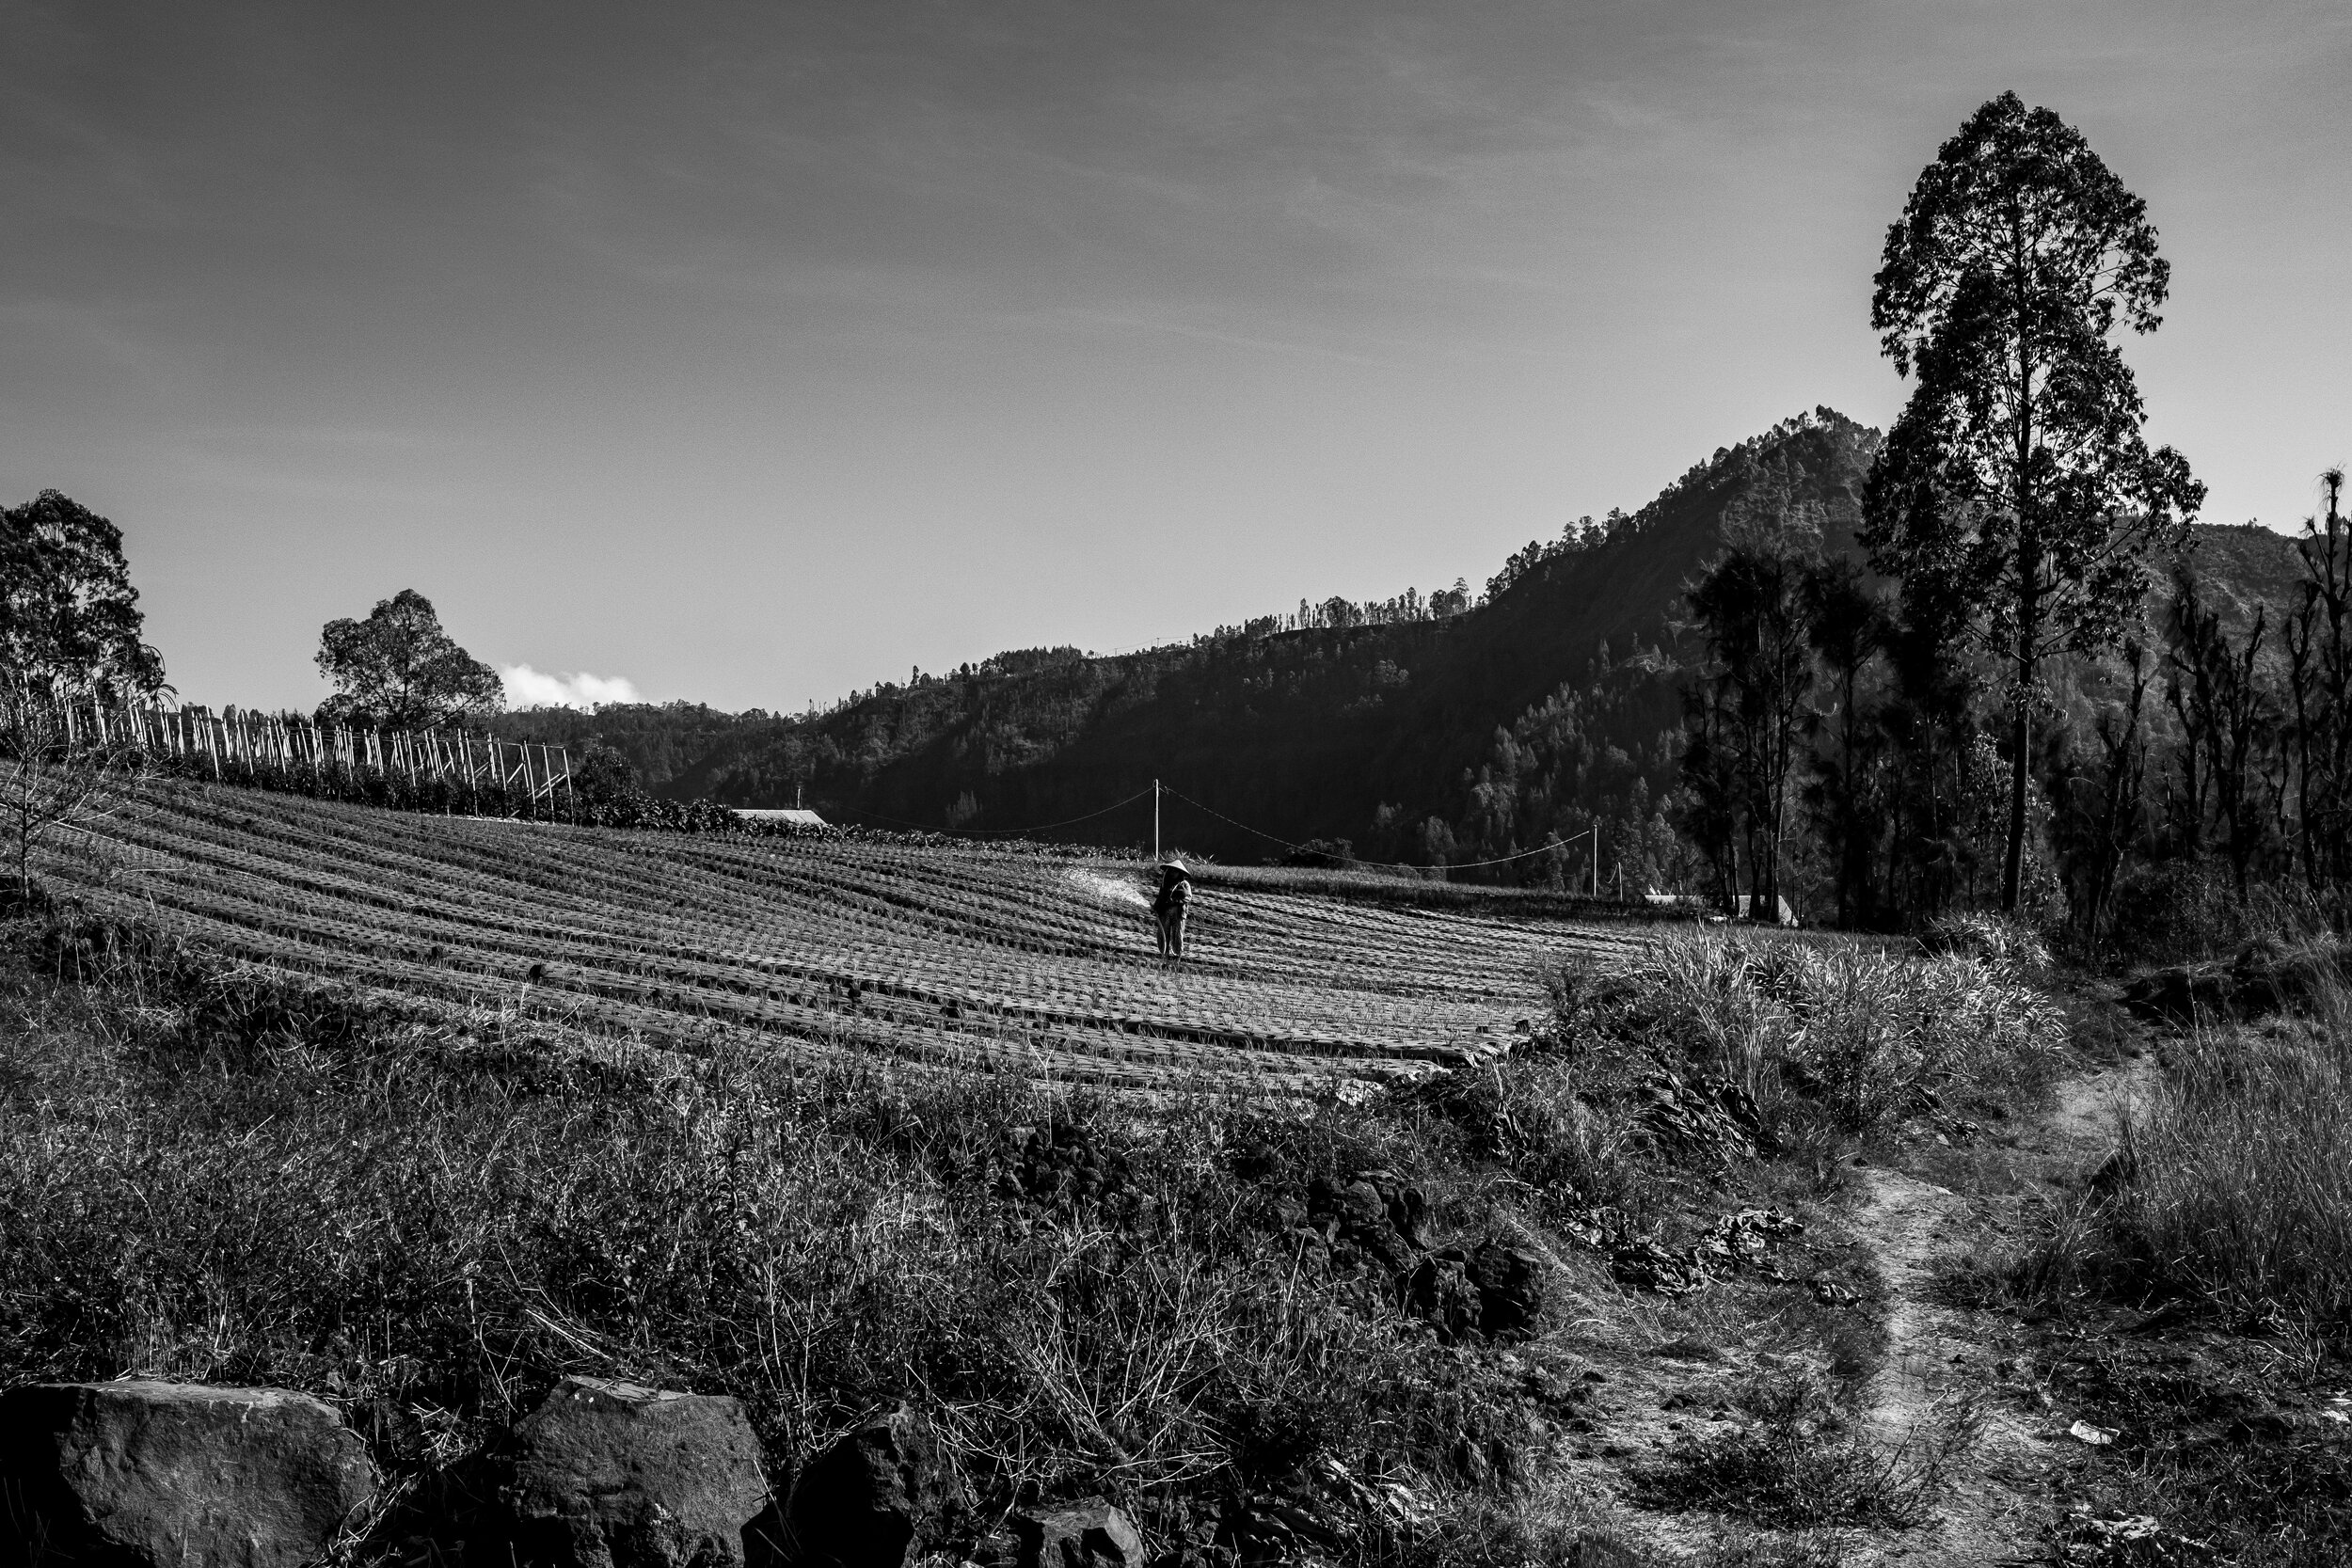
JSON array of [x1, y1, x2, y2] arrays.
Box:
[[1851, 1056, 2155, 1566]]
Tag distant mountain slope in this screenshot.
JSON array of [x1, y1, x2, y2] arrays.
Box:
[[494, 409, 2306, 866]]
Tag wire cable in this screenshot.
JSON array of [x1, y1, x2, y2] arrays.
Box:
[[830, 785, 1157, 840], [829, 777, 1596, 877], [1156, 784, 1593, 873]]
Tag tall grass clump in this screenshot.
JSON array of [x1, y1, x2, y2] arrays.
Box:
[[1638, 928, 2059, 1139], [2064, 976, 2352, 1323]]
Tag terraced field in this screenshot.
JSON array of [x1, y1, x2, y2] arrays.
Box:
[[55, 784, 1651, 1094]]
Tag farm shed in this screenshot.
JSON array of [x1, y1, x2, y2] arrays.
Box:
[[732, 808, 829, 827]]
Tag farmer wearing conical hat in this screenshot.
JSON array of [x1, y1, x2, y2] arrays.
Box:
[[1152, 859, 1192, 961]]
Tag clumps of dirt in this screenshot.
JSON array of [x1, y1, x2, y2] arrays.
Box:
[[1568, 1206, 1808, 1298], [2026, 1323, 2352, 1562], [2049, 1505, 2217, 1566]]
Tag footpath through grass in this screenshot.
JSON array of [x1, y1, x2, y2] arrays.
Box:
[[1954, 964, 2352, 1567]]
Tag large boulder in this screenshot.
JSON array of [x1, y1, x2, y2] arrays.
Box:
[[0, 1379, 379, 1568], [504, 1377, 771, 1568], [1013, 1498, 1145, 1568], [779, 1405, 950, 1568]]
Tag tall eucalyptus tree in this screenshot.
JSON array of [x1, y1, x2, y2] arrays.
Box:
[[1866, 91, 2202, 911]]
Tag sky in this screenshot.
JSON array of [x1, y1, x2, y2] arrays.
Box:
[[3, 1, 2345, 715]]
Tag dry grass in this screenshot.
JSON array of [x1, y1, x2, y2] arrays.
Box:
[[0, 903, 2081, 1566], [1930, 950, 2352, 1567], [2026, 969, 2352, 1326], [0, 914, 1634, 1565], [1634, 927, 2061, 1140]]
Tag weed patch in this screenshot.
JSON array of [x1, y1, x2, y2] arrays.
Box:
[[2021, 1001, 2352, 1325], [1626, 1369, 1963, 1531], [1592, 929, 2061, 1148]]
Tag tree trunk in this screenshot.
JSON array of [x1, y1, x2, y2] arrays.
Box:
[[2003, 661, 2032, 913]]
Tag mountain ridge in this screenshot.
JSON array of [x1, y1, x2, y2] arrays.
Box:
[[494, 408, 2303, 868]]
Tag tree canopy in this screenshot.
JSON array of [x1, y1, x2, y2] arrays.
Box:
[[1864, 89, 2202, 909], [0, 490, 167, 700], [315, 589, 504, 729]]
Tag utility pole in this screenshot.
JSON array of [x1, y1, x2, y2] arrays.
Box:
[[1153, 778, 1161, 862], [1591, 816, 1600, 898]]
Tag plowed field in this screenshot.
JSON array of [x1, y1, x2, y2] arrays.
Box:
[[57, 784, 1647, 1093]]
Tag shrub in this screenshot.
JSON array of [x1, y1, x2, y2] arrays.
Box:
[[1920, 911, 2051, 980], [2102, 860, 2334, 968], [2047, 981, 2352, 1323], [1406, 1050, 1659, 1222], [1637, 933, 2060, 1139]]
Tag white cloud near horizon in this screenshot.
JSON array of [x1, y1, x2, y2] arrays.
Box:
[[501, 664, 643, 710]]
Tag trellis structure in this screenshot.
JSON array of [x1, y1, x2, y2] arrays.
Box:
[[52, 699, 572, 812]]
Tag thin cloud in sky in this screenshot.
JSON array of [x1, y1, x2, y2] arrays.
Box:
[[5, 2, 2345, 715], [501, 664, 642, 710]]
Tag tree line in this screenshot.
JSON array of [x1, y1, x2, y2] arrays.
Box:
[[1667, 91, 2346, 943]]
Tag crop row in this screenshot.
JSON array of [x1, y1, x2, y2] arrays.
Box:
[[57, 784, 1612, 1091]]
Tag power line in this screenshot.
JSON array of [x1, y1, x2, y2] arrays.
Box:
[[1157, 784, 1592, 873], [833, 785, 1157, 840], [836, 777, 1599, 879]]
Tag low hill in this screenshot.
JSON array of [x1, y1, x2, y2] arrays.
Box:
[[495, 410, 2307, 871]]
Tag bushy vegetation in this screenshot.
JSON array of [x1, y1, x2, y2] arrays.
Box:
[[2023, 970, 2352, 1327], [1614, 927, 2058, 1144], [1937, 954, 2352, 1566], [0, 908, 2069, 1563], [0, 914, 1610, 1563]]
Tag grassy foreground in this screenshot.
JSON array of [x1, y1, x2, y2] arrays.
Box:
[[1, 902, 2084, 1565], [1966, 967, 2352, 1566]]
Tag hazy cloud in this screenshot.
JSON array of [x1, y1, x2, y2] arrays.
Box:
[[502, 664, 641, 709]]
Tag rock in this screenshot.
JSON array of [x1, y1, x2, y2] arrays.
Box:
[[1012, 1498, 1145, 1568], [1692, 1209, 1804, 1275], [1404, 1243, 1543, 1340], [2111, 947, 2344, 1024], [1380, 1182, 1431, 1249], [781, 1405, 949, 1568], [504, 1376, 771, 1568], [1305, 1175, 1420, 1270], [1405, 1253, 1481, 1342], [0, 1379, 379, 1568], [1466, 1243, 1545, 1337], [1333, 1180, 1390, 1233]]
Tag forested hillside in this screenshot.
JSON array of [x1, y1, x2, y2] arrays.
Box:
[[494, 407, 2304, 904]]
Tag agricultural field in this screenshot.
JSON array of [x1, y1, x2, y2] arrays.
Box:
[[55, 782, 1654, 1094]]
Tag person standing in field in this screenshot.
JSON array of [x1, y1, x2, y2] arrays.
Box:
[[1152, 859, 1192, 961]]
